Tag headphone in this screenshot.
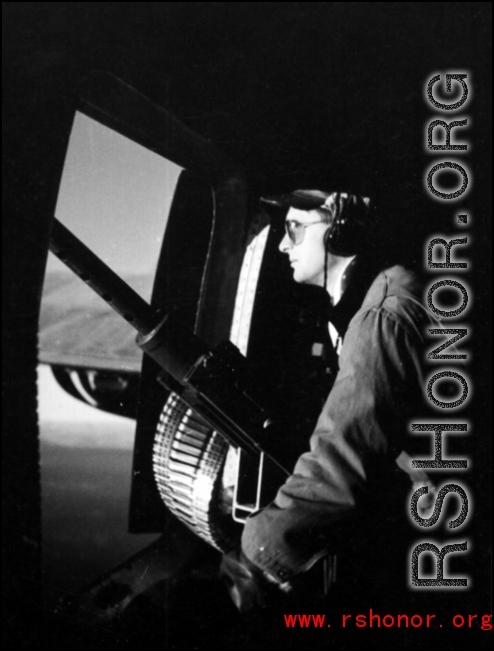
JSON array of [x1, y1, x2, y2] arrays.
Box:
[[322, 192, 372, 257]]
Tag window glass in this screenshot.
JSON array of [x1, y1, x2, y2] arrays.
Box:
[[41, 112, 183, 371]]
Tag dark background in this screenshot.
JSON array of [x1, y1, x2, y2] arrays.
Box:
[[3, 2, 492, 648]]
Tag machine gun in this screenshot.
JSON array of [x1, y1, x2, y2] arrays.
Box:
[[49, 217, 290, 489]]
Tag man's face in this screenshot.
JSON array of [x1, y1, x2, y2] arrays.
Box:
[[279, 207, 329, 286]]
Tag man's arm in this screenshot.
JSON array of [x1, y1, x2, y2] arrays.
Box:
[[241, 304, 426, 583]]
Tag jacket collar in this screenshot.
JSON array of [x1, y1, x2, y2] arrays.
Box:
[[327, 258, 380, 339]]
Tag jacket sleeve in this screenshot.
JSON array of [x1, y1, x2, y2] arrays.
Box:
[[241, 304, 426, 582]]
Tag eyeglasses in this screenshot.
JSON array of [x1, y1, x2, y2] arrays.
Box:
[[284, 219, 327, 245]]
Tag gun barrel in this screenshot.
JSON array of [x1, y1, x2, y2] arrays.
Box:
[[49, 217, 158, 335]]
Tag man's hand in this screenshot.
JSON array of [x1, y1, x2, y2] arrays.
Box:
[[220, 548, 291, 614]]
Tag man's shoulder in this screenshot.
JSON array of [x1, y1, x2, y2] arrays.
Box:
[[354, 265, 429, 337], [360, 265, 423, 308]]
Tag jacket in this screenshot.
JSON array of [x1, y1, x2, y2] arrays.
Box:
[[242, 264, 432, 583]]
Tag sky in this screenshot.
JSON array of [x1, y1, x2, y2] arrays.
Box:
[[47, 112, 183, 280]]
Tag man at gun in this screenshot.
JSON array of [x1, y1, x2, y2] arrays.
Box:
[[221, 189, 432, 614]]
